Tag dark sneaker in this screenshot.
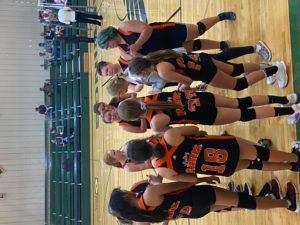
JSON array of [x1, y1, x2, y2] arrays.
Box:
[[235, 184, 243, 192], [292, 147, 300, 164], [226, 181, 234, 191], [290, 162, 300, 172], [270, 178, 283, 199], [257, 138, 272, 148], [284, 182, 300, 212], [218, 12, 236, 21], [257, 182, 272, 197], [243, 183, 252, 195]]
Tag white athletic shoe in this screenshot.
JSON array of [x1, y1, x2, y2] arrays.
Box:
[[287, 103, 300, 124], [274, 61, 288, 88], [291, 140, 300, 150], [282, 93, 298, 107], [256, 41, 272, 62], [266, 75, 276, 85]]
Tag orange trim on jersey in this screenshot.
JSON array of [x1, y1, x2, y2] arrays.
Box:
[[188, 135, 236, 140], [130, 181, 147, 191], [151, 22, 176, 29], [153, 138, 177, 170], [172, 119, 199, 124], [138, 196, 156, 211], [117, 28, 133, 36], [144, 94, 159, 122], [118, 57, 128, 65], [118, 122, 129, 127], [149, 135, 162, 145], [117, 46, 128, 54]]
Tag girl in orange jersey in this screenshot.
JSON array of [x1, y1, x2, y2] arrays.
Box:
[[128, 49, 288, 91], [96, 12, 236, 60], [117, 91, 299, 132], [108, 177, 299, 224], [123, 126, 300, 180]]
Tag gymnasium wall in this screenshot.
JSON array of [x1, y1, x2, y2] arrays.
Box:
[[0, 1, 48, 225]]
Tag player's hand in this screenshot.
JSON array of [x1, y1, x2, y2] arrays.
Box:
[[129, 43, 141, 56], [147, 174, 163, 185], [195, 130, 207, 136], [178, 83, 190, 92]]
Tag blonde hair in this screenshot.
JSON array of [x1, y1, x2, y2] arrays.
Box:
[[106, 74, 128, 97], [128, 49, 182, 76], [103, 151, 122, 168], [117, 98, 182, 121]]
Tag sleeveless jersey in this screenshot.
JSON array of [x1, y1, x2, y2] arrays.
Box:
[[137, 185, 215, 220], [144, 91, 218, 125], [163, 53, 217, 83], [151, 135, 240, 176], [117, 22, 187, 56]]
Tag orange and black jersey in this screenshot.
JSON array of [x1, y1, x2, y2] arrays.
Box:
[[137, 185, 216, 220], [117, 22, 187, 56], [118, 56, 129, 71], [163, 53, 217, 83], [118, 119, 151, 129], [151, 135, 240, 177], [144, 91, 218, 125]]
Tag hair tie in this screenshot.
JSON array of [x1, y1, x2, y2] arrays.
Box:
[[140, 102, 147, 110]]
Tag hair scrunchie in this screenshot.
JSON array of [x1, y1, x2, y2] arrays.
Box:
[[140, 102, 147, 110]]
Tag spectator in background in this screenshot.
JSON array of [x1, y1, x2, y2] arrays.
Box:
[[54, 0, 66, 3], [57, 34, 95, 43], [57, 7, 102, 26], [35, 104, 53, 115], [40, 81, 54, 96], [42, 9, 57, 23]]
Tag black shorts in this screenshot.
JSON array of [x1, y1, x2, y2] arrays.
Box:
[[187, 185, 216, 218], [188, 104, 218, 125], [164, 23, 187, 49], [198, 53, 218, 83], [197, 92, 216, 106]]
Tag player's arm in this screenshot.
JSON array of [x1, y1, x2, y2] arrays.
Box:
[[150, 114, 172, 133], [119, 20, 153, 55], [121, 124, 147, 133], [128, 83, 144, 92], [157, 62, 193, 85]]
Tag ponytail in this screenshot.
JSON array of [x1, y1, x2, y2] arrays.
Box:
[[118, 98, 183, 121], [128, 49, 182, 76], [109, 188, 167, 222]]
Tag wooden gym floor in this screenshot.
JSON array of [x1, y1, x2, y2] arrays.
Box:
[[87, 0, 299, 224]]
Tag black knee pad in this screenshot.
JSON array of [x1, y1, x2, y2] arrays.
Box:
[[237, 192, 257, 209], [240, 108, 256, 121], [192, 39, 202, 51], [238, 97, 253, 108], [197, 21, 207, 35], [255, 145, 270, 161], [234, 77, 249, 91], [247, 159, 263, 170], [231, 63, 244, 77]]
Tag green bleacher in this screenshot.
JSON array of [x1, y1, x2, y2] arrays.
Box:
[[44, 1, 90, 224]]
